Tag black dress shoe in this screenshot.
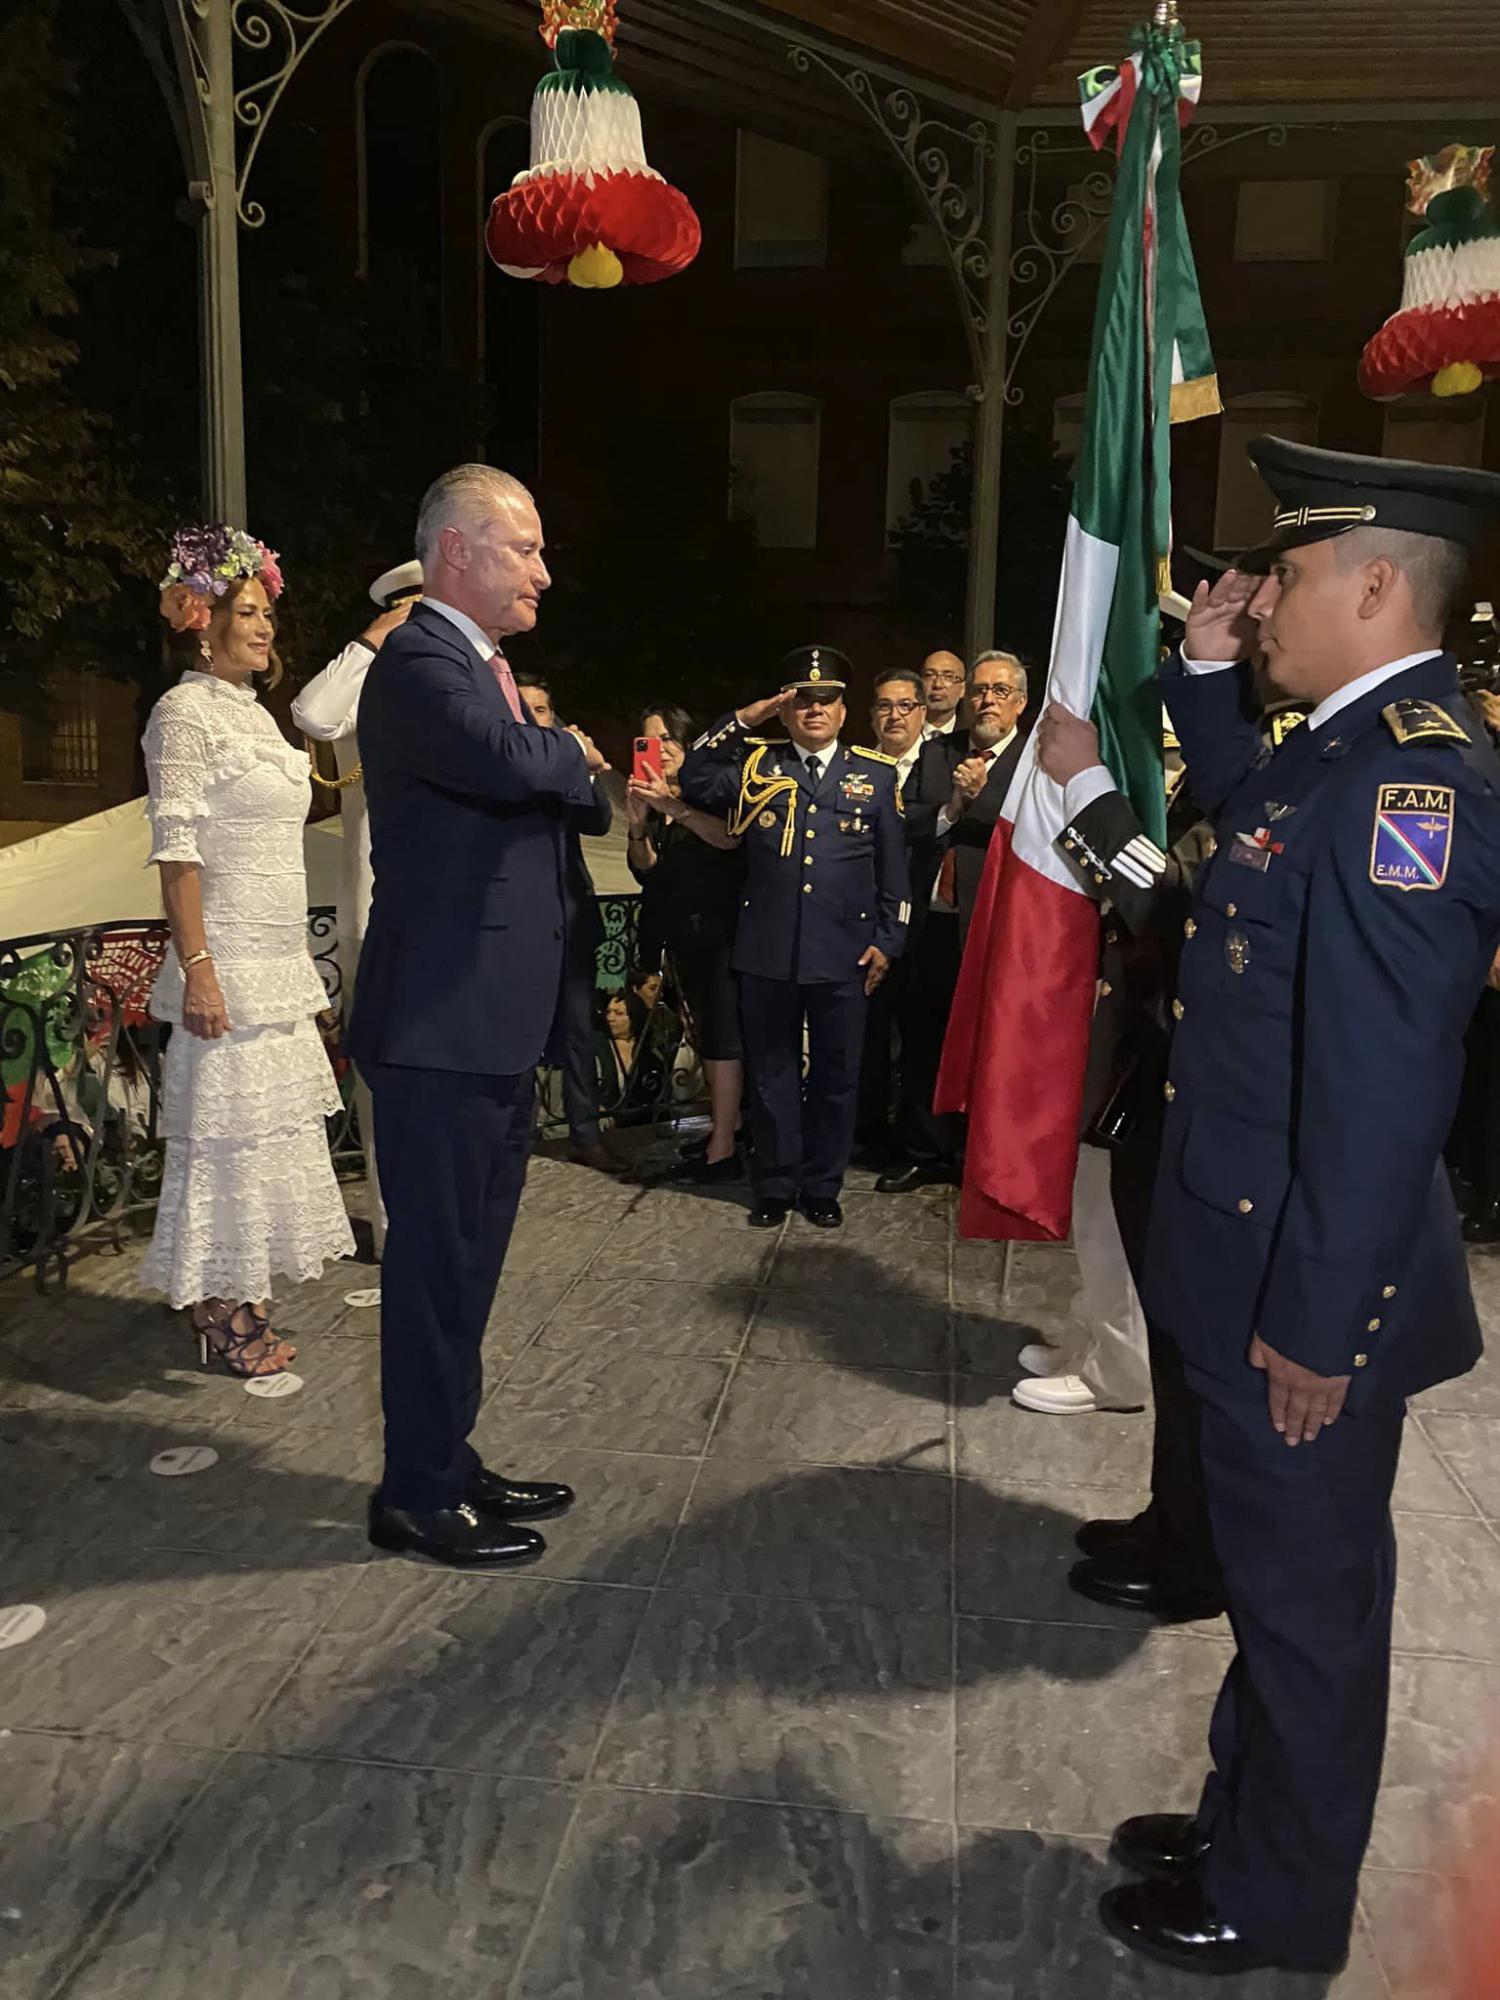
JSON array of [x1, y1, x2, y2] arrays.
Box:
[[1074, 1514, 1152, 1560], [749, 1198, 791, 1229], [367, 1496, 545, 1568], [1099, 1878, 1346, 1977], [874, 1160, 958, 1194], [667, 1152, 745, 1186], [466, 1466, 574, 1521], [1070, 1555, 1226, 1623], [1110, 1812, 1210, 1881], [798, 1195, 843, 1229]]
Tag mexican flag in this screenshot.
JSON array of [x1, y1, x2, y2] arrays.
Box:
[[934, 20, 1218, 1243]]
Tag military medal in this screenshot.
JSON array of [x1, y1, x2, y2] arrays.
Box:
[[758, 811, 776, 829], [1225, 932, 1250, 974]]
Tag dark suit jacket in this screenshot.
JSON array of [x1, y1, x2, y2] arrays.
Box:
[[947, 732, 1024, 932], [563, 779, 613, 959], [349, 602, 595, 1075], [899, 738, 959, 942]]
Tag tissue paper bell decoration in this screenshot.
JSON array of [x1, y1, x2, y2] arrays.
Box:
[[1359, 145, 1500, 400], [485, 0, 700, 290]]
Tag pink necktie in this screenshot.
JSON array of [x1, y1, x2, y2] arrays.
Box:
[[489, 651, 523, 723]]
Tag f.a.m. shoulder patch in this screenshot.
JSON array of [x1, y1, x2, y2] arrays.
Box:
[[1369, 781, 1455, 893]]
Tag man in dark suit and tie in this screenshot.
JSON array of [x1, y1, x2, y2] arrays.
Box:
[[945, 650, 1029, 935], [515, 672, 617, 1174], [351, 464, 607, 1569]]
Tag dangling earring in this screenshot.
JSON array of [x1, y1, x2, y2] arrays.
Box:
[[199, 637, 214, 674]]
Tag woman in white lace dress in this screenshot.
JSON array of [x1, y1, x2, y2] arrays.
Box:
[[141, 526, 353, 1374]]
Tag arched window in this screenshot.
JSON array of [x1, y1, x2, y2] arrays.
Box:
[[735, 132, 828, 269], [729, 393, 821, 549], [357, 44, 442, 342], [478, 116, 539, 482], [1215, 392, 1319, 552], [886, 392, 970, 541]]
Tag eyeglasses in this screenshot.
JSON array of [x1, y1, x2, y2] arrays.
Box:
[[923, 672, 964, 690], [972, 683, 1025, 704], [872, 699, 923, 717]]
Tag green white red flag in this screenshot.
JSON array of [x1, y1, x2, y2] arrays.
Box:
[[935, 19, 1219, 1243]]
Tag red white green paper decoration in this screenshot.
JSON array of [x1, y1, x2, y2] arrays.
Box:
[[1360, 146, 1500, 400], [485, 0, 700, 290]]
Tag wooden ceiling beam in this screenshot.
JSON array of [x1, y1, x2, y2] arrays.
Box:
[[745, 0, 1016, 101], [1004, 0, 1088, 108]]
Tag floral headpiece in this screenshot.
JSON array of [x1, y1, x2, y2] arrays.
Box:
[[158, 523, 285, 634]]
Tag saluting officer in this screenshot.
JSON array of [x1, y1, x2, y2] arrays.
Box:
[[1101, 439, 1500, 1979], [681, 647, 910, 1230]]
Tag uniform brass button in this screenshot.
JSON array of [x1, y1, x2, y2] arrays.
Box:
[[802, 883, 812, 895], [1382, 1284, 1397, 1299], [1171, 999, 1185, 1021], [1237, 1198, 1254, 1214], [808, 804, 818, 815], [1094, 871, 1106, 884], [1225, 902, 1238, 918], [1367, 1317, 1382, 1332], [1184, 918, 1197, 939], [806, 830, 816, 841], [1064, 838, 1077, 851], [1353, 1353, 1368, 1368], [1098, 979, 1112, 997], [1163, 1082, 1176, 1103], [804, 855, 813, 866], [1106, 928, 1120, 945]]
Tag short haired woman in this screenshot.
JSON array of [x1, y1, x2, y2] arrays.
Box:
[[141, 527, 354, 1374]]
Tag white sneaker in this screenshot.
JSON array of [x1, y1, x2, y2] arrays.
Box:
[[1011, 1374, 1143, 1415], [1017, 1342, 1066, 1378]]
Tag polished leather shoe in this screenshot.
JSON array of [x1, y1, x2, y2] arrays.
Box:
[[667, 1152, 745, 1186], [749, 1198, 791, 1229], [874, 1160, 958, 1194], [466, 1466, 574, 1521], [1074, 1514, 1152, 1560], [798, 1195, 843, 1229], [1110, 1812, 1210, 1881], [1099, 1877, 1346, 1977], [569, 1140, 622, 1174], [1070, 1555, 1225, 1623], [367, 1497, 545, 1568]]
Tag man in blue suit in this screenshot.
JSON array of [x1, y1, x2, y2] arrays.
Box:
[[351, 464, 606, 1569], [1101, 440, 1500, 1977], [682, 648, 910, 1229]]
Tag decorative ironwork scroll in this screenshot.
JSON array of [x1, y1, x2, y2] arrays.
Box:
[[786, 45, 996, 379]]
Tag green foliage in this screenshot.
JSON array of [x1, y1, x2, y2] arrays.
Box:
[[891, 415, 1073, 667], [0, 2, 162, 714]]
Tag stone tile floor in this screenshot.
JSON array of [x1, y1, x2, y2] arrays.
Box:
[[2, 1136, 1499, 1998]]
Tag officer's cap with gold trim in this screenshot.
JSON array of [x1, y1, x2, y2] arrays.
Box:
[[779, 644, 850, 696], [1240, 437, 1500, 568]]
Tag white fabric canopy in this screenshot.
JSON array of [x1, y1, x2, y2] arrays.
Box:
[[0, 787, 637, 943]]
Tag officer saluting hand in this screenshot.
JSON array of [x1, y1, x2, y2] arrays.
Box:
[[682, 647, 911, 1230], [1100, 439, 1500, 1984]]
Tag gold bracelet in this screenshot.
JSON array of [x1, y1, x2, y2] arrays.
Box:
[[181, 948, 212, 969]]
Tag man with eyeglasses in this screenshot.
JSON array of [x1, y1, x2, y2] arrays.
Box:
[[920, 651, 968, 742], [682, 647, 910, 1229], [943, 651, 1030, 935], [858, 670, 965, 1178]]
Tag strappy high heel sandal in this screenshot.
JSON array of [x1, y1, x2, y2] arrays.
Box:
[[191, 1301, 297, 1378]]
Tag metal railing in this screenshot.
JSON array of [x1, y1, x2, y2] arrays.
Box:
[[0, 895, 669, 1287]]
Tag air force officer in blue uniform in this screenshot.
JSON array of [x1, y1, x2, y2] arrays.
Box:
[[1101, 441, 1500, 1978], [682, 650, 910, 1229], [351, 465, 606, 1571]]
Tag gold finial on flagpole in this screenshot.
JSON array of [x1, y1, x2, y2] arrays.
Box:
[[1153, 0, 1179, 23]]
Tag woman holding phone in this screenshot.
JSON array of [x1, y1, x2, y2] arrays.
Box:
[[626, 703, 746, 1183]]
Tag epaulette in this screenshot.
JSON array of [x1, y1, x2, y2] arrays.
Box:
[[850, 745, 896, 766], [1383, 698, 1470, 748]]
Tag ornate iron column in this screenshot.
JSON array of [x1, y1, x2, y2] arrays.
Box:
[[118, 1, 364, 520], [786, 47, 1012, 657]]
